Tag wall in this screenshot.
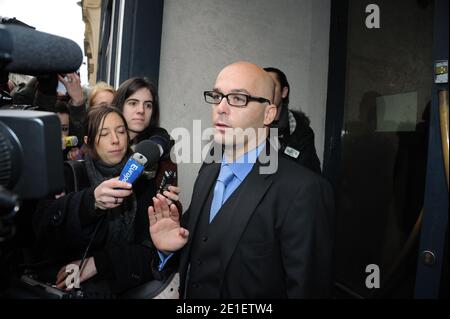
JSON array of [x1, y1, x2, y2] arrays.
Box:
[[82, 0, 102, 85], [158, 0, 331, 207]]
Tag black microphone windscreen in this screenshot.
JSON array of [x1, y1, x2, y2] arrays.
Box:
[[134, 140, 161, 168], [148, 134, 171, 156], [2, 25, 83, 75]]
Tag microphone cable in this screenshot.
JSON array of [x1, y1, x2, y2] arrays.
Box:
[[67, 213, 107, 298], [78, 213, 106, 277]]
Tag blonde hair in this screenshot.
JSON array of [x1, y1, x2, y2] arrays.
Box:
[[87, 81, 116, 108]]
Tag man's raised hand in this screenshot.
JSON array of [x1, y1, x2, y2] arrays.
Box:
[[148, 194, 189, 254]]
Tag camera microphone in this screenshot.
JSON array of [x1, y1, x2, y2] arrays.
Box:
[[119, 140, 161, 184], [0, 24, 83, 75]]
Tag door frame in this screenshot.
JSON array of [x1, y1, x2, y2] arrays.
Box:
[[414, 0, 448, 299], [323, 0, 449, 298]]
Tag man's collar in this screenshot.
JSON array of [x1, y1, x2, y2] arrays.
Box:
[[222, 140, 266, 181]]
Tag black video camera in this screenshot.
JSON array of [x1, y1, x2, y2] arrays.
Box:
[[0, 19, 83, 299], [0, 110, 65, 203], [0, 21, 82, 216]]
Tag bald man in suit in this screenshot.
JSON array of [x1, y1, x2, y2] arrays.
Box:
[[149, 61, 334, 299]]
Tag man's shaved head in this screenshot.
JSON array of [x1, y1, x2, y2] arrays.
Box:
[[215, 61, 275, 103], [211, 61, 278, 159]]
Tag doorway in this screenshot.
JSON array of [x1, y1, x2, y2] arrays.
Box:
[[324, 0, 439, 298]]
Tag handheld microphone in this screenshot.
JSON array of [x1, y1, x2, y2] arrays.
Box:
[[0, 24, 83, 75], [148, 135, 171, 157], [130, 135, 172, 158], [118, 140, 160, 184], [119, 152, 147, 184]]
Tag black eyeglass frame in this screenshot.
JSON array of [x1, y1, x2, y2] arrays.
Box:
[[203, 90, 271, 107]]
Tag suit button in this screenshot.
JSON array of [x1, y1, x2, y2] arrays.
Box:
[[131, 273, 140, 281], [202, 235, 208, 242], [52, 210, 62, 222], [196, 259, 202, 265], [192, 282, 199, 289]]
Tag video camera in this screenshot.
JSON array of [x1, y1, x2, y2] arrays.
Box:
[[0, 21, 83, 223], [0, 19, 84, 298], [0, 110, 65, 208]]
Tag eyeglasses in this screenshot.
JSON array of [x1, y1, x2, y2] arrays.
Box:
[[204, 91, 271, 107]]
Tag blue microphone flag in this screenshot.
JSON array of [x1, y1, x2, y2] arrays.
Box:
[[119, 152, 148, 184]]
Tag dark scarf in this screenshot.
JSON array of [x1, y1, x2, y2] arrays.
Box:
[[84, 154, 137, 245]]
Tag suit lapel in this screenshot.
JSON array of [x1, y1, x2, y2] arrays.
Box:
[[218, 160, 274, 286], [180, 141, 277, 294], [179, 162, 220, 278], [186, 162, 220, 242], [185, 142, 223, 235]]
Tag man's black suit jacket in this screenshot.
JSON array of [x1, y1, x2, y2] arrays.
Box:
[[176, 146, 335, 299]]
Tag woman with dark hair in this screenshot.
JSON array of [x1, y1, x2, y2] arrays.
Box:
[[112, 77, 169, 150], [33, 106, 180, 295], [112, 76, 177, 192]]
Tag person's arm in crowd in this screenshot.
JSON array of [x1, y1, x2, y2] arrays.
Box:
[[58, 73, 84, 106], [58, 73, 86, 140], [32, 178, 132, 260], [32, 189, 101, 260]]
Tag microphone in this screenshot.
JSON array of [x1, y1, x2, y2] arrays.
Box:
[[119, 140, 160, 184], [0, 24, 83, 75], [63, 136, 78, 148], [130, 135, 172, 158], [148, 135, 171, 157]]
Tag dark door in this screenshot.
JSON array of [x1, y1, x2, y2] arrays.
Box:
[[324, 0, 448, 298]]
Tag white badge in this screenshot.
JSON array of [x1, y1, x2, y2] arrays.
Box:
[[284, 146, 300, 159]]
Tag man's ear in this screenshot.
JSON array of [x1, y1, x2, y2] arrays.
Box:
[[263, 104, 277, 126], [282, 86, 289, 99], [84, 136, 88, 145]]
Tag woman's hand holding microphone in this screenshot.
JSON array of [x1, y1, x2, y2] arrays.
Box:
[[94, 177, 132, 210]]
